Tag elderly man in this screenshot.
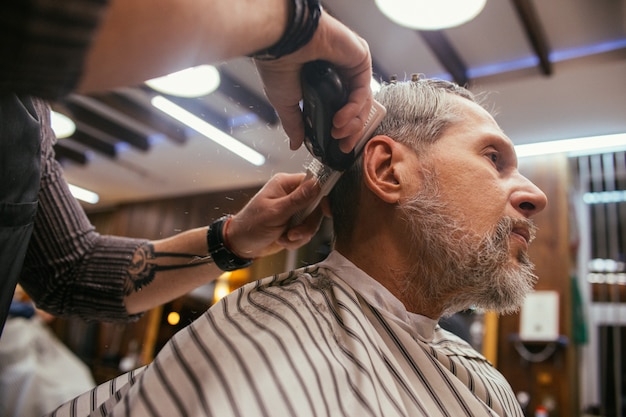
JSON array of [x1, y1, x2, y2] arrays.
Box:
[[49, 77, 547, 417]]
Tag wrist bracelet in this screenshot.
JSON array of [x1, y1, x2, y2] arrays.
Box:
[[252, 0, 322, 61], [207, 216, 253, 272]]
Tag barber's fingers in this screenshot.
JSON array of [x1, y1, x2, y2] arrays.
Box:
[[314, 21, 373, 152], [279, 205, 324, 249], [278, 173, 319, 210], [331, 90, 374, 153], [280, 105, 306, 151], [241, 172, 320, 231], [264, 173, 324, 249], [252, 60, 305, 150]]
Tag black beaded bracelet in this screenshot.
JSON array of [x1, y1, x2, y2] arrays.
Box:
[[207, 216, 253, 272], [252, 0, 322, 61]]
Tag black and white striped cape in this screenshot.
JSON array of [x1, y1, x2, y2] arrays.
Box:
[[48, 252, 523, 417]]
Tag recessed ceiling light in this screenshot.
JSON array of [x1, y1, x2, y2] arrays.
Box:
[[375, 0, 487, 30], [68, 183, 99, 204], [151, 95, 266, 166], [145, 65, 221, 98], [515, 133, 626, 158], [50, 110, 76, 138]]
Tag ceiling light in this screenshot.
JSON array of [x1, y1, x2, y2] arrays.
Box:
[[68, 183, 100, 204], [515, 133, 626, 158], [375, 0, 487, 30], [151, 95, 266, 166], [145, 65, 221, 98], [50, 110, 76, 138], [583, 190, 626, 205]]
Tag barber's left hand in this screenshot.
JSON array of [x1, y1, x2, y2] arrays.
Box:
[[226, 173, 323, 259]]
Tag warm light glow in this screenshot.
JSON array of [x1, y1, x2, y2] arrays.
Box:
[[167, 311, 181, 326], [145, 65, 221, 98], [515, 133, 626, 158], [50, 110, 76, 138], [375, 0, 487, 30], [68, 183, 100, 204], [151, 95, 266, 166], [213, 273, 232, 304]]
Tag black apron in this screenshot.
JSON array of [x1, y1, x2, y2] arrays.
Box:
[[0, 95, 42, 336]]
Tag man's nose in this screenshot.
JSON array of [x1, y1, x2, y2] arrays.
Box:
[[511, 175, 548, 217]]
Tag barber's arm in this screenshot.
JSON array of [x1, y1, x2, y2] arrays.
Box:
[[81, 0, 373, 150], [77, 0, 291, 93], [123, 172, 322, 315], [2, 0, 372, 151], [20, 111, 322, 320], [22, 165, 321, 320]]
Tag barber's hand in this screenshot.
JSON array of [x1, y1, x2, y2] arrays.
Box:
[[226, 173, 323, 259], [254, 10, 373, 153]]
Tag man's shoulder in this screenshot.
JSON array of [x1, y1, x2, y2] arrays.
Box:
[[213, 262, 359, 325], [240, 264, 341, 303]]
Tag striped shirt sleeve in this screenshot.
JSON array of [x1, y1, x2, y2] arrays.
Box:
[[18, 100, 147, 321]]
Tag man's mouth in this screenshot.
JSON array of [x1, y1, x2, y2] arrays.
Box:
[[511, 226, 531, 245]]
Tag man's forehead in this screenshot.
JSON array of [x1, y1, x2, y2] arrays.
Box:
[[381, 93, 513, 158], [443, 99, 506, 137]]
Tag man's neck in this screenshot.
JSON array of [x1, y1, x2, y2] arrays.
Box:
[[334, 232, 444, 320]]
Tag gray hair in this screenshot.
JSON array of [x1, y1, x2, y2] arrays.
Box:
[[328, 77, 482, 240]]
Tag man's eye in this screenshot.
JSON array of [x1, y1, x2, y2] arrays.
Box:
[[488, 152, 498, 164]]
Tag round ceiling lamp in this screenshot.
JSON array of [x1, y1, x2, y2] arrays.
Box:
[[375, 0, 487, 30], [145, 65, 221, 98], [50, 110, 76, 138]]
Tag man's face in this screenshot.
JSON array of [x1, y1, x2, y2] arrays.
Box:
[[398, 97, 547, 315]]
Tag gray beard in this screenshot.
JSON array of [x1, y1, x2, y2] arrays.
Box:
[[398, 180, 538, 317]]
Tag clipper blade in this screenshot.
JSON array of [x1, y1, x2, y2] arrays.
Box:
[[290, 100, 386, 226], [352, 99, 387, 155], [290, 159, 342, 226]]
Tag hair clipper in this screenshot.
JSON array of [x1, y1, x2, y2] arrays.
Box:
[[290, 60, 386, 226]]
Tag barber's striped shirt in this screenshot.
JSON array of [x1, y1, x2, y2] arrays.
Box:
[[49, 251, 523, 417]]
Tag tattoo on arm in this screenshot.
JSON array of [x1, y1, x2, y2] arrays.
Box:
[[124, 242, 213, 295]]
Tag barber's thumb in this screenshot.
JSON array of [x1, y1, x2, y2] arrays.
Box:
[[290, 176, 320, 207], [283, 206, 323, 244]]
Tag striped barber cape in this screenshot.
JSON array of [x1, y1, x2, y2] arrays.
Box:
[[48, 251, 523, 417]]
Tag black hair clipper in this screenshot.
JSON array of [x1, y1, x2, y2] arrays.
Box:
[[301, 60, 352, 171], [291, 60, 386, 225]]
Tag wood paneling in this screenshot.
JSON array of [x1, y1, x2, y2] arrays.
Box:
[[495, 154, 577, 416]]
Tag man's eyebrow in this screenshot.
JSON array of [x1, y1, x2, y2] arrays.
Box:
[[478, 132, 512, 148]]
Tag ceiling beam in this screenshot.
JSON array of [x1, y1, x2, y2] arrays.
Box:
[[417, 30, 469, 86], [92, 92, 191, 145], [70, 122, 119, 158], [53, 141, 91, 165], [62, 95, 159, 152], [217, 71, 279, 126], [158, 93, 232, 132], [510, 0, 552, 75]]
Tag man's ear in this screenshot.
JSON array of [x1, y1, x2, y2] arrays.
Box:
[[362, 135, 411, 204]]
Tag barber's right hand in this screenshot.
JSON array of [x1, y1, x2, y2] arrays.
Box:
[[254, 10, 373, 154], [226, 173, 324, 260]]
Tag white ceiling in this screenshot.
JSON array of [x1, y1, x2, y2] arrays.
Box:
[[57, 0, 626, 210]]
